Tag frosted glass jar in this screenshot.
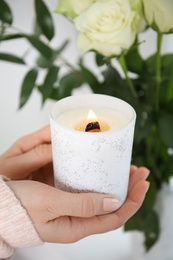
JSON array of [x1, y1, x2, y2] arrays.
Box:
[[50, 94, 136, 206]]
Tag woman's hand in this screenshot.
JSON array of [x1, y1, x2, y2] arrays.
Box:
[[7, 166, 150, 244], [0, 126, 54, 185], [0, 126, 150, 243]]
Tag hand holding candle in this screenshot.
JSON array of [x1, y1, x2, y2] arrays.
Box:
[[50, 94, 136, 207]]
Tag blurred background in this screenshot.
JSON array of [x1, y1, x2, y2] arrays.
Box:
[[1, 1, 173, 259]]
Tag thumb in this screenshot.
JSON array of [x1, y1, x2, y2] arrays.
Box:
[[46, 189, 120, 219]]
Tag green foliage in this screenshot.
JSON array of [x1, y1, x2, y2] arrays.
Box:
[[0, 52, 25, 64], [158, 114, 173, 148], [35, 0, 55, 40], [125, 208, 159, 250], [39, 65, 59, 103], [1, 0, 173, 252], [0, 0, 73, 106], [24, 34, 54, 59], [19, 68, 38, 108], [0, 0, 13, 25], [123, 45, 146, 75], [58, 72, 84, 99]]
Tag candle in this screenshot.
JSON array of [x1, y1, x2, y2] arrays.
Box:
[[50, 94, 136, 207], [55, 107, 128, 132]]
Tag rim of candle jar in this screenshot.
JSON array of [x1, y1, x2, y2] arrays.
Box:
[[50, 94, 136, 135]]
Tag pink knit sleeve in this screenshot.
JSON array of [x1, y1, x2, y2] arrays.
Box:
[[0, 176, 43, 259]]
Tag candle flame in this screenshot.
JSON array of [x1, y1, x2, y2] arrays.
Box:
[[87, 109, 97, 121]]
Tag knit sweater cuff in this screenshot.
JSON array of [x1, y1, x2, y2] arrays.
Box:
[[0, 176, 43, 258]]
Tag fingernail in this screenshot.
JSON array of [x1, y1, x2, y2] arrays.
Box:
[[145, 181, 150, 192], [144, 169, 150, 179], [103, 197, 120, 212]]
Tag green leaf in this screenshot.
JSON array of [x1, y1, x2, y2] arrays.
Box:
[[24, 34, 54, 60], [95, 53, 106, 67], [144, 174, 158, 209], [39, 66, 59, 103], [101, 66, 122, 95], [162, 54, 173, 68], [19, 68, 38, 108], [125, 46, 145, 74], [134, 115, 153, 144], [0, 33, 23, 41], [102, 65, 125, 91], [36, 40, 69, 68], [161, 54, 173, 101], [0, 53, 25, 64], [0, 0, 13, 24], [101, 65, 135, 105], [35, 0, 54, 40], [58, 72, 83, 99], [146, 54, 157, 75], [144, 211, 160, 251], [54, 39, 69, 57], [166, 68, 173, 101], [33, 18, 42, 37], [125, 209, 159, 251], [37, 55, 52, 68], [79, 60, 100, 92], [158, 114, 173, 148], [48, 87, 60, 101]]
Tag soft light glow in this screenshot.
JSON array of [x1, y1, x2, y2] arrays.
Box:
[[87, 109, 97, 121]]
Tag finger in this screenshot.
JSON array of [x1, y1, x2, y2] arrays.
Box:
[[3, 125, 51, 157], [83, 180, 150, 235], [45, 168, 149, 219], [75, 180, 150, 240], [128, 165, 138, 188], [130, 165, 138, 173], [2, 144, 52, 179], [44, 180, 149, 243], [115, 180, 150, 225], [44, 189, 121, 220], [128, 167, 150, 193]]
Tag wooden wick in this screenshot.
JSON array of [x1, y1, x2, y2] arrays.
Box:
[[85, 121, 101, 132]]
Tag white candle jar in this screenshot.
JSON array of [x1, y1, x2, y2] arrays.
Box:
[[50, 94, 136, 206]]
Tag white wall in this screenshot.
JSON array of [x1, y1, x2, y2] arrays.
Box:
[[1, 1, 173, 259]]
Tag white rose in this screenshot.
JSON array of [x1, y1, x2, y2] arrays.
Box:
[[143, 0, 173, 33], [55, 0, 95, 18], [130, 0, 147, 32], [74, 0, 140, 57]]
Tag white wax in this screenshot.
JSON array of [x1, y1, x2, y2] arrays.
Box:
[[55, 107, 129, 132]]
